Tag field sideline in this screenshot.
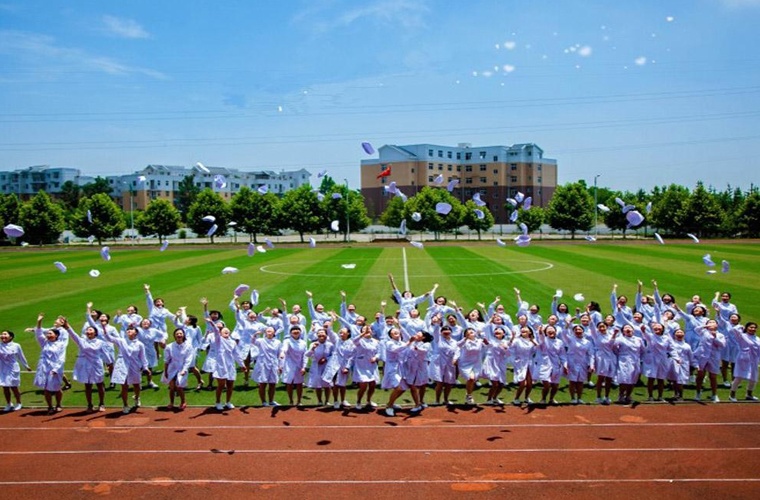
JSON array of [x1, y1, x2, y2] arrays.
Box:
[[1, 240, 758, 407]]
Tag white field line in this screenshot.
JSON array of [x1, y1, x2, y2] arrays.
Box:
[[402, 247, 409, 291], [1, 422, 759, 432], [0, 478, 759, 486], [1, 447, 759, 456]]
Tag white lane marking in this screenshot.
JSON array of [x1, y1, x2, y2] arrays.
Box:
[[1, 447, 759, 455], [402, 247, 409, 291]]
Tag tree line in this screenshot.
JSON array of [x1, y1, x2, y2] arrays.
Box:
[[0, 175, 758, 245]]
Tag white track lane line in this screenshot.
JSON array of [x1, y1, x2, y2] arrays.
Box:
[[0, 479, 758, 486], [402, 247, 409, 291], [1, 447, 759, 455]]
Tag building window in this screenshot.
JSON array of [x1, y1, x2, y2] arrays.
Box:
[[538, 177, 542, 183], [411, 168, 415, 173], [456, 152, 461, 160], [511, 176, 517, 182], [428, 149, 433, 156], [479, 164, 486, 171], [465, 165, 473, 172], [465, 152, 472, 160], [528, 176, 532, 181], [493, 169, 498, 174], [448, 165, 452, 171], [465, 177, 473, 184], [428, 176, 433, 182], [428, 163, 433, 170], [438, 150, 443, 157], [511, 164, 517, 170], [493, 181, 498, 186], [456, 166, 461, 172], [479, 151, 486, 159], [538, 165, 542, 171], [479, 177, 486, 183], [493, 155, 498, 161], [447, 151, 452, 159]]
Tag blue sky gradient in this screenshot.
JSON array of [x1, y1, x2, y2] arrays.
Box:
[[1, 0, 759, 192]]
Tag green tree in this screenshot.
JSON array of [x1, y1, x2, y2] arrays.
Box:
[[403, 187, 463, 240], [649, 184, 689, 235], [318, 175, 337, 194], [59, 180, 81, 211], [461, 201, 494, 239], [71, 194, 127, 245], [681, 182, 724, 238], [175, 175, 200, 222], [546, 182, 594, 239], [230, 187, 280, 243], [186, 189, 230, 243], [602, 193, 639, 238], [280, 184, 322, 242], [379, 196, 406, 229], [736, 191, 760, 237], [516, 206, 544, 234], [18, 191, 66, 245], [322, 185, 371, 242], [81, 177, 112, 198], [135, 199, 182, 243]]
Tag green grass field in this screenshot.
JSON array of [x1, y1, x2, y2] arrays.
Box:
[[2, 240, 758, 408]]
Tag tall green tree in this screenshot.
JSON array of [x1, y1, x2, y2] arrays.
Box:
[[135, 199, 182, 243], [59, 180, 81, 211], [516, 206, 544, 234], [649, 184, 689, 235], [186, 189, 230, 243], [602, 193, 639, 238], [0, 194, 20, 243], [230, 187, 280, 243], [81, 176, 112, 198], [403, 187, 463, 240], [71, 194, 127, 245], [681, 182, 724, 237], [736, 191, 760, 237], [379, 196, 406, 230], [461, 201, 494, 239], [279, 184, 322, 242], [546, 182, 594, 239], [18, 191, 66, 245], [321, 185, 371, 242], [318, 175, 337, 194], [175, 175, 200, 222]]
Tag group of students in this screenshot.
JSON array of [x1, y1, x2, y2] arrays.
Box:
[[1, 277, 758, 416]]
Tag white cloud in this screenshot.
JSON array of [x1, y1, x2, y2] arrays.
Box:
[[294, 0, 430, 32], [0, 30, 165, 79], [102, 14, 150, 39]]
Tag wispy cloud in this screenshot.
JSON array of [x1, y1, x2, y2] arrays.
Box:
[[101, 14, 150, 39], [294, 0, 430, 32], [0, 30, 166, 79]]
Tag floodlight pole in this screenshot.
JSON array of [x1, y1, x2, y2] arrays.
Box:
[[594, 174, 601, 238], [344, 178, 350, 243]]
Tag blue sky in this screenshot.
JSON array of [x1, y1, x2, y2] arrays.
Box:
[[1, 0, 759, 193]]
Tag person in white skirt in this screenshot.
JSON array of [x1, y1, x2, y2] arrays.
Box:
[[430, 323, 459, 406], [103, 324, 150, 414], [510, 325, 538, 405], [0, 330, 30, 412], [280, 326, 308, 406], [693, 319, 726, 402], [305, 327, 334, 406], [253, 326, 281, 406], [560, 321, 595, 404], [481, 326, 510, 405], [727, 321, 760, 402], [456, 327, 484, 405], [588, 321, 617, 405], [613, 324, 645, 404], [322, 324, 355, 409], [401, 331, 433, 412], [33, 313, 67, 414], [352, 325, 380, 409], [162, 328, 196, 411], [535, 325, 567, 405], [203, 298, 241, 411], [668, 328, 696, 401], [136, 318, 163, 389], [381, 325, 407, 416], [65, 319, 108, 412]]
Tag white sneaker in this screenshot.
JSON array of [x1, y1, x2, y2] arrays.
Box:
[[485, 398, 494, 405], [712, 395, 720, 403], [262, 401, 270, 407], [392, 404, 402, 410], [729, 395, 738, 402], [270, 401, 280, 407], [134, 398, 141, 407], [368, 401, 378, 408], [421, 403, 428, 409], [2, 404, 11, 412], [215, 403, 224, 411], [410, 406, 422, 413], [333, 401, 340, 409], [495, 398, 504, 405], [355, 403, 363, 410], [512, 399, 521, 406], [587, 381, 595, 388], [723, 381, 731, 388], [12, 403, 22, 411], [694, 392, 701, 402], [746, 395, 759, 401], [576, 399, 585, 405], [342, 400, 351, 407], [224, 402, 235, 410], [571, 398, 579, 405], [148, 382, 159, 389], [595, 397, 603, 404], [603, 397, 611, 405], [122, 406, 131, 414], [465, 395, 475, 405], [384, 407, 395, 417]]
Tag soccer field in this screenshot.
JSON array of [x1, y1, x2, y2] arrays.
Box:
[[1, 240, 758, 407]]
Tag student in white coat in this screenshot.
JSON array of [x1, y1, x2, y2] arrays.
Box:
[[66, 320, 108, 412], [0, 330, 30, 412], [33, 313, 67, 414], [163, 328, 196, 411]]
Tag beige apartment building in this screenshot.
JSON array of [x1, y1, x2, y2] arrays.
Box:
[[360, 143, 557, 223]]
